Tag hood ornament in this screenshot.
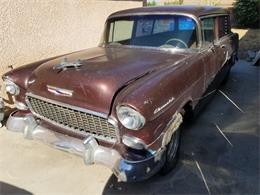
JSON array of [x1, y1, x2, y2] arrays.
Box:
[[47, 85, 73, 97], [53, 58, 82, 71]]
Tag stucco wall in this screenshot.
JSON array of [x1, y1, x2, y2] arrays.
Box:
[[183, 0, 235, 7], [152, 0, 235, 7], [0, 0, 142, 75]]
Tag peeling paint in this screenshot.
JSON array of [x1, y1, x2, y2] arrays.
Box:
[[144, 98, 152, 105], [162, 112, 183, 147], [154, 147, 166, 162]]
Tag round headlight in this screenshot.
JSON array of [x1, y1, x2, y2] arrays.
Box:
[[5, 80, 20, 96], [116, 106, 145, 130]]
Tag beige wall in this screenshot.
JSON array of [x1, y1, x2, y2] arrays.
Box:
[[153, 0, 235, 7], [183, 0, 235, 6], [0, 0, 142, 75]]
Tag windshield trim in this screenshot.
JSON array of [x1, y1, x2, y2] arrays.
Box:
[[101, 12, 202, 50], [100, 44, 200, 54]]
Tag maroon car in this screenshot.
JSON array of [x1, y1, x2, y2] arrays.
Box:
[[3, 6, 238, 182]]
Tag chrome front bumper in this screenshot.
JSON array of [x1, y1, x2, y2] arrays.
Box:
[[6, 111, 166, 182]]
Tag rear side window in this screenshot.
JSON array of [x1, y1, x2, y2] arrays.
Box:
[[201, 17, 215, 43], [218, 16, 231, 38]]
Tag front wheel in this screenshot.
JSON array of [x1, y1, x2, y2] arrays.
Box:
[[161, 128, 181, 174]]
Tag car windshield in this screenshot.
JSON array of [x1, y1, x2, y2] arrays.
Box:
[[102, 15, 198, 49]]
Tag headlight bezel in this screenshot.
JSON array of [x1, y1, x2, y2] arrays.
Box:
[[3, 78, 20, 96], [116, 105, 146, 130]]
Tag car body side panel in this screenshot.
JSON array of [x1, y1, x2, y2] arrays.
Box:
[[112, 53, 205, 147]]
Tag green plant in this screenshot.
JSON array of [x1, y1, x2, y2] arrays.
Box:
[[164, 0, 183, 5], [147, 0, 157, 6], [234, 0, 260, 28]]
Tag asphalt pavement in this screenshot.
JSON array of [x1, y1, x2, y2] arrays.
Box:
[[0, 60, 259, 195]]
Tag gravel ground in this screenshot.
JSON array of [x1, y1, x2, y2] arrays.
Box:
[[0, 60, 259, 195]]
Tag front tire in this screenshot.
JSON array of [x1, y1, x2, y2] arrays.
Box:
[[161, 128, 181, 174]]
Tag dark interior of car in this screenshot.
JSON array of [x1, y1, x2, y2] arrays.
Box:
[[117, 30, 197, 48]]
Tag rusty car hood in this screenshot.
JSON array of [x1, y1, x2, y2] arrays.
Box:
[[27, 47, 191, 115]]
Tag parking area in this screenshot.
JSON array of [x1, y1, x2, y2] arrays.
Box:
[[0, 60, 259, 195]]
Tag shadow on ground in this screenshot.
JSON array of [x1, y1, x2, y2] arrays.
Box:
[[0, 182, 32, 195], [103, 60, 259, 195]]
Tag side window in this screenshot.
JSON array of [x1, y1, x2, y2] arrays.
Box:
[[108, 20, 134, 42], [153, 18, 175, 34], [136, 19, 153, 37], [218, 16, 231, 38], [201, 17, 215, 44]]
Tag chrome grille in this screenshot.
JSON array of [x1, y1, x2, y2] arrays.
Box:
[[26, 94, 117, 142]]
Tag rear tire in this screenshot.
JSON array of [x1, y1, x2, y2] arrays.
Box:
[[161, 128, 181, 175], [221, 67, 231, 85], [221, 56, 235, 86]]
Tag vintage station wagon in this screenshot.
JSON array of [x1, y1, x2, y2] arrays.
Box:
[[3, 6, 238, 182]]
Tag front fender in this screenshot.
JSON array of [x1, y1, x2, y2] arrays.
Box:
[[112, 63, 188, 148], [112, 55, 204, 149]]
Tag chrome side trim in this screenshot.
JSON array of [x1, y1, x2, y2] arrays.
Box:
[[25, 93, 119, 143]]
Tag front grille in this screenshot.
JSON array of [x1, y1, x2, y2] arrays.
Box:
[[26, 94, 117, 142]]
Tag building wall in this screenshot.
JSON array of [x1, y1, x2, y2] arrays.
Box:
[[149, 0, 235, 7], [0, 0, 142, 75], [183, 0, 235, 7]]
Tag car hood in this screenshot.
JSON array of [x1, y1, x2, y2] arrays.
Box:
[[27, 47, 190, 115]]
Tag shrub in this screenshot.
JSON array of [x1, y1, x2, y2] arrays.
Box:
[[233, 0, 260, 28], [147, 0, 157, 6], [164, 0, 183, 5]]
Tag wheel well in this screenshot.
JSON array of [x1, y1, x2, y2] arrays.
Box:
[[182, 101, 194, 122]]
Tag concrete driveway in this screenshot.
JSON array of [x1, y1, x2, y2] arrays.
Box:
[[0, 60, 259, 195]]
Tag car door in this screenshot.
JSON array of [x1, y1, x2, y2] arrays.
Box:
[[215, 15, 232, 70], [200, 17, 218, 88]]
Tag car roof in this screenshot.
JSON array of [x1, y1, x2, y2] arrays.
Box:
[[108, 5, 228, 19]]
